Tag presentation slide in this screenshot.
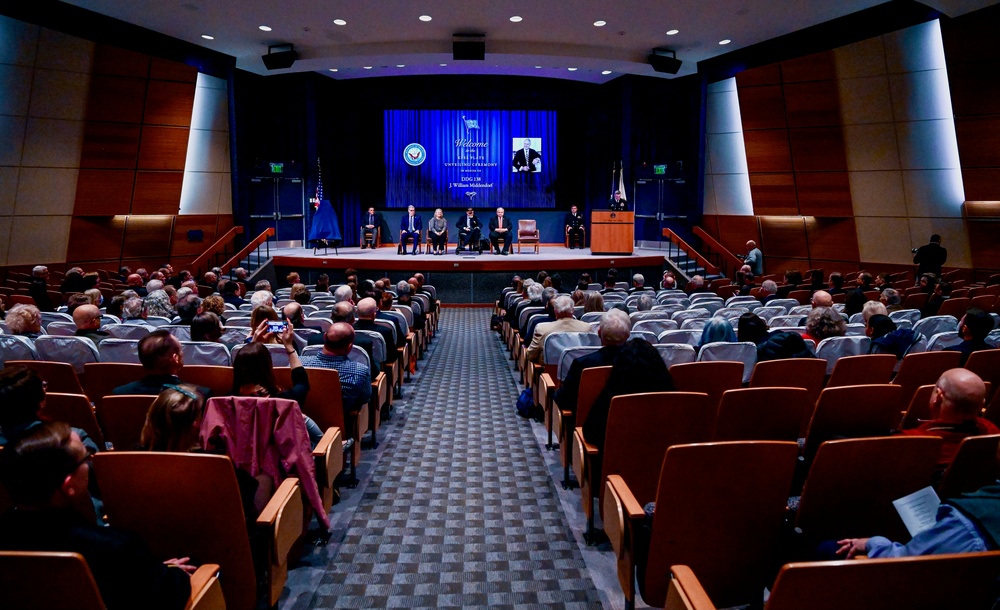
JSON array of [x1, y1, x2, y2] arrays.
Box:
[[384, 110, 557, 209]]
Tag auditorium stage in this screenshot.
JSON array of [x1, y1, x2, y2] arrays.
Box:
[[270, 244, 669, 304]]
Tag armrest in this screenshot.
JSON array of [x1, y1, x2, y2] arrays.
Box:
[[604, 475, 645, 560], [256, 477, 304, 564], [187, 563, 225, 610], [575, 427, 600, 456], [313, 427, 343, 488], [667, 566, 718, 610]]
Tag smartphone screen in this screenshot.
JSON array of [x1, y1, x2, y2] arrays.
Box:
[[267, 321, 286, 333]]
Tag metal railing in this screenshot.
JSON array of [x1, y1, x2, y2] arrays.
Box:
[[662, 228, 720, 276], [223, 228, 275, 275], [692, 226, 744, 280], [189, 226, 244, 278]]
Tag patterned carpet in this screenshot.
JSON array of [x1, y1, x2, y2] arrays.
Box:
[[291, 309, 604, 609]]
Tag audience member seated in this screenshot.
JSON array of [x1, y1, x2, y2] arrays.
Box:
[[635, 295, 654, 312], [862, 300, 889, 324], [734, 265, 754, 295], [356, 297, 397, 368], [628, 274, 648, 293], [286, 272, 301, 287], [65, 293, 91, 316], [254, 280, 272, 294], [922, 281, 951, 319], [946, 309, 995, 366], [827, 272, 846, 295], [759, 279, 778, 305], [807, 269, 827, 293], [881, 288, 903, 313], [660, 272, 676, 291], [290, 283, 311, 306], [803, 306, 846, 344], [249, 306, 281, 345], [300, 322, 371, 420], [866, 314, 922, 360], [526, 295, 593, 364], [600, 269, 620, 294], [583, 338, 673, 452], [73, 304, 109, 345], [737, 312, 770, 345], [28, 265, 54, 312], [106, 295, 127, 318], [0, 422, 194, 609], [5, 304, 43, 339], [583, 291, 604, 314], [84, 288, 104, 309], [522, 287, 558, 346], [61, 267, 86, 294], [756, 330, 815, 362], [112, 331, 210, 398], [553, 309, 630, 411], [174, 294, 201, 325], [844, 273, 872, 316], [901, 369, 996, 468], [686, 275, 711, 294], [140, 384, 204, 453], [776, 269, 804, 298], [797, 290, 833, 325], [200, 295, 224, 317], [233, 332, 322, 446], [222, 281, 245, 308], [321, 302, 379, 379], [119, 297, 147, 325], [282, 302, 306, 331], [874, 272, 891, 292], [250, 290, 273, 310], [918, 273, 937, 295], [0, 367, 99, 454], [698, 318, 737, 355], [190, 312, 223, 343], [144, 290, 175, 320]]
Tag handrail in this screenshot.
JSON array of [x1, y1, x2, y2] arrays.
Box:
[[692, 226, 744, 278], [222, 228, 275, 273], [189, 226, 244, 277], [662, 228, 720, 276]]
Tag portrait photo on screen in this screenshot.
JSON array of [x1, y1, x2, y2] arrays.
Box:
[[512, 138, 542, 173]]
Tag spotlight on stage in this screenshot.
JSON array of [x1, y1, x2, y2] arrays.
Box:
[[648, 48, 682, 74], [262, 43, 298, 70]]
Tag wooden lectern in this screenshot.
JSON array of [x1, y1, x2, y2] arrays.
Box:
[[590, 211, 634, 254]]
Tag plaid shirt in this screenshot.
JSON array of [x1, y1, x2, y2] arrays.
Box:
[[300, 353, 371, 409]]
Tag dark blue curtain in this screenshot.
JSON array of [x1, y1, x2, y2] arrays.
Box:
[[384, 110, 557, 209]]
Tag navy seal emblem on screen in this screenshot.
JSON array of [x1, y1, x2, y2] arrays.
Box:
[[403, 143, 426, 166]]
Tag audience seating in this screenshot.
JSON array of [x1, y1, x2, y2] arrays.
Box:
[[7, 360, 84, 394], [605, 441, 798, 609], [44, 320, 77, 336], [912, 315, 959, 339], [712, 387, 810, 442], [34, 335, 99, 375], [937, 297, 971, 319], [900, 292, 929, 310], [937, 434, 1000, 499], [97, 338, 140, 364], [749, 358, 826, 419], [180, 341, 232, 366], [102, 323, 152, 340], [572, 392, 713, 539], [826, 354, 896, 387], [96, 394, 156, 451], [815, 336, 871, 375], [40, 393, 106, 449], [695, 342, 757, 382], [926, 330, 962, 351], [668, 361, 743, 416], [658, 329, 701, 347], [0, 551, 225, 610], [965, 349, 1000, 402], [793, 436, 942, 554], [654, 344, 696, 369], [632, 318, 678, 336], [889, 309, 921, 326], [0, 334, 38, 366], [83, 362, 144, 405], [663, 552, 1000, 610], [898, 384, 937, 430], [93, 452, 302, 610], [891, 351, 962, 406], [801, 384, 905, 468], [553, 366, 612, 488], [179, 364, 234, 397]]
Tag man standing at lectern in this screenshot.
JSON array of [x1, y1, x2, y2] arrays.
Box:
[[609, 190, 627, 211], [399, 205, 422, 255], [489, 207, 513, 256], [565, 205, 585, 249], [456, 207, 482, 253]]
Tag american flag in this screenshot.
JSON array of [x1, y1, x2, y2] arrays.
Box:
[[311, 158, 324, 210]]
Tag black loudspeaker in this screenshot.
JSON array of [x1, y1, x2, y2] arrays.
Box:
[[453, 40, 485, 61], [262, 47, 298, 70], [187, 230, 204, 242], [648, 51, 682, 74]]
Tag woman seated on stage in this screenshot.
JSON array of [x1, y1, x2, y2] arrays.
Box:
[[428, 208, 448, 255]]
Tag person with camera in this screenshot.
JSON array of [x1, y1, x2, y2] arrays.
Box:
[[913, 234, 947, 278]]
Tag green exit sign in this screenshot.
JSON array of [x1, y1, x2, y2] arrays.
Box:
[[269, 162, 284, 174], [653, 164, 667, 175]]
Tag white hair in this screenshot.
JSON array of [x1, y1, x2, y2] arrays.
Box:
[[334, 285, 354, 302], [176, 287, 193, 300], [250, 291, 273, 309], [527, 283, 544, 301], [553, 295, 574, 317], [32, 265, 47, 277], [146, 279, 164, 292], [632, 273, 644, 285], [599, 309, 631, 345]]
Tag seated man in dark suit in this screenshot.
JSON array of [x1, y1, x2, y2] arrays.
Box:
[[553, 309, 631, 412], [73, 304, 109, 346], [455, 207, 482, 253], [399, 205, 422, 255], [0, 422, 195, 610], [488, 207, 513, 255], [946, 308, 995, 366], [564, 205, 585, 249], [221, 281, 245, 308], [361, 206, 383, 249], [112, 331, 211, 398]]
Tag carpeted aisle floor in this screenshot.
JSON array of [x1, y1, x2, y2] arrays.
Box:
[[302, 309, 604, 609]]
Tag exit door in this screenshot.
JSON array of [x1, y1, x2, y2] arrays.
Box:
[[248, 177, 306, 246]]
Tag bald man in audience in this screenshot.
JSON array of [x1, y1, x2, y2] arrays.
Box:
[[797, 290, 833, 325], [902, 368, 998, 467], [553, 308, 631, 412], [73, 304, 109, 345], [526, 296, 593, 364], [356, 297, 396, 366], [313, 301, 379, 381], [300, 322, 371, 416]]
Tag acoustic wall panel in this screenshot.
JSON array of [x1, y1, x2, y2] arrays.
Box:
[[122, 215, 173, 259], [888, 69, 954, 122], [27, 69, 91, 121], [843, 123, 900, 171], [737, 85, 787, 130], [85, 75, 147, 123], [137, 125, 189, 170], [0, 15, 39, 66], [132, 171, 183, 215], [21, 118, 86, 168], [895, 119, 962, 170], [804, 217, 859, 262], [34, 28, 94, 73], [712, 173, 754, 217], [837, 76, 894, 125], [788, 127, 847, 171], [92, 45, 149, 78], [832, 36, 887, 80], [883, 21, 946, 74], [759, 216, 809, 259], [743, 130, 793, 173], [7, 215, 71, 265], [0, 64, 33, 116], [79, 122, 142, 169], [0, 167, 17, 216], [848, 171, 907, 217], [0, 115, 26, 166], [74, 170, 134, 215], [66, 217, 126, 262], [144, 80, 196, 127], [796, 172, 853, 217], [783, 80, 841, 128], [14, 168, 79, 215], [749, 174, 798, 215], [856, 217, 914, 265]]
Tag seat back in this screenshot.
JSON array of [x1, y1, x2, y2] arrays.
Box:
[[644, 441, 798, 608], [96, 394, 156, 451], [92, 452, 257, 610], [556, 346, 601, 381], [655, 344, 697, 369], [347, 344, 369, 368], [580, 311, 604, 324], [391, 304, 413, 328], [518, 219, 538, 238], [101, 323, 152, 340], [218, 326, 251, 349], [232, 342, 291, 368], [629, 311, 674, 323], [356, 329, 387, 363], [826, 353, 897, 387], [713, 387, 810, 442], [542, 331, 601, 366], [712, 307, 749, 320], [0, 551, 105, 610], [926, 330, 962, 352], [892, 351, 962, 405], [814, 335, 871, 375], [0, 334, 38, 366], [912, 315, 959, 339], [180, 365, 234, 398], [97, 338, 140, 364], [695, 341, 757, 382], [889, 308, 921, 326], [898, 384, 937, 430], [632, 318, 679, 336], [274, 366, 345, 432], [937, 296, 972, 319], [7, 360, 84, 394], [518, 306, 544, 332], [83, 363, 145, 406], [45, 320, 77, 336], [161, 324, 192, 341], [964, 349, 1000, 403], [669, 361, 744, 415], [768, 314, 804, 328], [180, 341, 232, 366], [34, 336, 100, 374], [40, 311, 74, 327], [672, 309, 710, 323], [576, 366, 612, 425], [602, 392, 714, 511], [795, 436, 942, 548], [40, 393, 106, 449], [749, 358, 826, 413], [802, 384, 905, 464], [658, 329, 701, 347], [629, 330, 658, 343], [938, 434, 1000, 499]]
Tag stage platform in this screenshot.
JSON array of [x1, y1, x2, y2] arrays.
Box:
[[269, 244, 669, 304]]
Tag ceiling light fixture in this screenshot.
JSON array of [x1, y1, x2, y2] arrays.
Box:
[[258, 25, 272, 31], [419, 15, 432, 22], [509, 16, 522, 22], [439, 63, 447, 66], [719, 39, 731, 45], [396, 64, 405, 67], [602, 70, 612, 75], [535, 65, 542, 69], [333, 19, 346, 26], [666, 29, 679, 35], [363, 66, 373, 69], [328, 68, 338, 72], [593, 20, 607, 27], [568, 67, 578, 71], [201, 34, 214, 40]]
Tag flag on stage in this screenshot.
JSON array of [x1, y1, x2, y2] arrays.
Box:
[[310, 157, 324, 210], [610, 160, 627, 200]]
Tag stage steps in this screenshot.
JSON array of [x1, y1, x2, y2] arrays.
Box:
[[660, 235, 723, 282]]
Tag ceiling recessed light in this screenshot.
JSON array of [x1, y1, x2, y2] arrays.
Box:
[[719, 39, 732, 45], [509, 16, 522, 22], [328, 68, 338, 72], [666, 29, 679, 35], [333, 19, 346, 26], [568, 67, 578, 71], [602, 70, 612, 75], [593, 20, 607, 27], [201, 34, 214, 40], [396, 64, 405, 68], [258, 25, 272, 31], [535, 65, 542, 69], [363, 66, 373, 69], [419, 15, 432, 22]]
